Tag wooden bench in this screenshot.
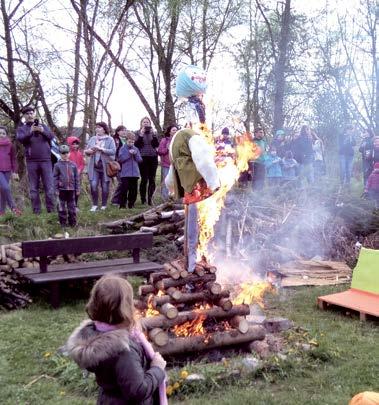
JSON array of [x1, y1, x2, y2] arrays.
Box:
[[15, 232, 162, 308]]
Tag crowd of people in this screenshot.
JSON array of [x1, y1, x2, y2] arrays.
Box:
[[1, 106, 379, 225]]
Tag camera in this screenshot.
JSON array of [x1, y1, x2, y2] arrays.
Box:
[[33, 118, 39, 126], [144, 126, 152, 134]]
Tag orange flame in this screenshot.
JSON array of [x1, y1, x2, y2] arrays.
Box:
[[144, 294, 160, 317], [172, 314, 207, 337], [232, 281, 275, 308], [197, 130, 260, 261]]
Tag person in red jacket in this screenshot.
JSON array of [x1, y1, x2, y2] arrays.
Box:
[[0, 126, 21, 216], [364, 162, 379, 208], [67, 136, 85, 209]]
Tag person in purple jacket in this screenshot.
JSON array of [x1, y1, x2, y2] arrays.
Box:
[[16, 106, 55, 214], [0, 126, 21, 216], [158, 124, 178, 200], [118, 131, 143, 209]]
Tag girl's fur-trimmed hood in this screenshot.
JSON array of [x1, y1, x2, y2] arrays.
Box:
[[65, 320, 130, 369]]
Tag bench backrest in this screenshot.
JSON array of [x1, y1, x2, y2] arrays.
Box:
[[22, 232, 153, 258]]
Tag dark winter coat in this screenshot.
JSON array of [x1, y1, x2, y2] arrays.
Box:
[[359, 138, 374, 162], [118, 145, 143, 178], [0, 138, 17, 172], [53, 160, 80, 192], [66, 320, 164, 405], [16, 122, 54, 161], [338, 133, 356, 156], [292, 135, 314, 164], [134, 131, 159, 157]]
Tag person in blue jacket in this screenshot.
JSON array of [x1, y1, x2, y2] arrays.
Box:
[[118, 131, 143, 209], [16, 106, 55, 214], [265, 147, 282, 186]]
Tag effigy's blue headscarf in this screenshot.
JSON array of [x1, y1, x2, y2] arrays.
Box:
[[176, 65, 207, 98]]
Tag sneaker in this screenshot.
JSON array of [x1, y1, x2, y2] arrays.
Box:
[[12, 208, 22, 216], [100, 206, 107, 210], [90, 205, 98, 212]]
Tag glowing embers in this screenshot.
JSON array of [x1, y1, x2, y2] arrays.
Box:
[[144, 294, 160, 317], [172, 313, 207, 338]]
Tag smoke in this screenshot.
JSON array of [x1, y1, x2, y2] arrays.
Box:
[[207, 185, 336, 285]]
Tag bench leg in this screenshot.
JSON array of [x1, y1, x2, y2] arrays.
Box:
[[50, 282, 60, 309]]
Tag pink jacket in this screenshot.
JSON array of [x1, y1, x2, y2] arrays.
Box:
[[0, 138, 17, 172], [157, 137, 171, 168], [67, 136, 85, 174]]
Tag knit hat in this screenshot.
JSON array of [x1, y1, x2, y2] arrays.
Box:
[[59, 145, 70, 154], [221, 127, 230, 135], [275, 129, 285, 136]]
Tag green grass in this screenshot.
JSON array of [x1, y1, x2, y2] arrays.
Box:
[[0, 286, 377, 405]]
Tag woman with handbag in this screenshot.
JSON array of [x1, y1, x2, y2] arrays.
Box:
[[84, 122, 116, 212]]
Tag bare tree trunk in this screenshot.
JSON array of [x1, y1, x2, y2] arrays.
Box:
[[273, 0, 291, 131], [67, 12, 83, 136]]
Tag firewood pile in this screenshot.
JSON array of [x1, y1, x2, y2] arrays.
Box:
[[134, 260, 266, 357], [102, 202, 186, 246], [0, 243, 32, 309]]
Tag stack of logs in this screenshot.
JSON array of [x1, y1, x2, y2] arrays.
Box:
[[135, 259, 265, 357], [103, 203, 186, 246], [0, 243, 33, 309]]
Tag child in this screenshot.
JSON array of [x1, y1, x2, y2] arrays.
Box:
[[0, 126, 21, 216], [118, 131, 142, 209], [53, 145, 80, 227], [364, 162, 379, 208], [158, 125, 177, 200], [65, 274, 167, 404], [67, 136, 85, 209], [265, 147, 282, 187], [281, 150, 299, 183]]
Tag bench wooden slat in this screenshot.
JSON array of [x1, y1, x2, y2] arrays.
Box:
[[22, 233, 153, 257], [23, 261, 163, 283], [16, 257, 150, 276]]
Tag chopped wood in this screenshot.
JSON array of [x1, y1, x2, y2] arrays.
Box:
[[155, 326, 265, 355], [149, 272, 171, 285], [229, 316, 249, 334], [138, 284, 156, 296], [217, 297, 233, 311], [5, 249, 23, 262], [163, 263, 180, 280], [194, 265, 205, 277], [167, 287, 182, 300], [152, 290, 230, 307], [142, 304, 250, 330], [155, 273, 216, 291], [159, 210, 185, 219], [206, 282, 222, 295], [149, 328, 169, 347], [159, 303, 178, 319], [140, 226, 158, 233]]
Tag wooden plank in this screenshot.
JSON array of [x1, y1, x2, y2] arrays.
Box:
[[16, 257, 150, 276], [24, 261, 163, 283], [21, 232, 153, 258]]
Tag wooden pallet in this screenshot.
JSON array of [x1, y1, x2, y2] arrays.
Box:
[[318, 288, 379, 321]]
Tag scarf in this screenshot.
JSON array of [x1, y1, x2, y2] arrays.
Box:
[[95, 135, 108, 164], [0, 137, 11, 146], [94, 321, 168, 405]]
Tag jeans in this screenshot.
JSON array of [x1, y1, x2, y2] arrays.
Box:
[[339, 154, 354, 186], [139, 156, 158, 204], [26, 161, 55, 213], [161, 166, 170, 200], [119, 177, 138, 208], [0, 171, 15, 212], [300, 162, 314, 185], [57, 190, 76, 226], [90, 169, 110, 207], [250, 162, 265, 190]]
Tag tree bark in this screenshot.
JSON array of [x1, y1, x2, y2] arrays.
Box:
[[155, 325, 265, 355]]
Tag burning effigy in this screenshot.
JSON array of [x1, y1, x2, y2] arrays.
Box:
[[132, 65, 276, 357]]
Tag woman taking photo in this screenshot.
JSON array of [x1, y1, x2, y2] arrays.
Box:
[[111, 125, 127, 206], [84, 122, 116, 212], [135, 117, 159, 205]]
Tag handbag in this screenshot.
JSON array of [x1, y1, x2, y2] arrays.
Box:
[[106, 160, 121, 177]]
